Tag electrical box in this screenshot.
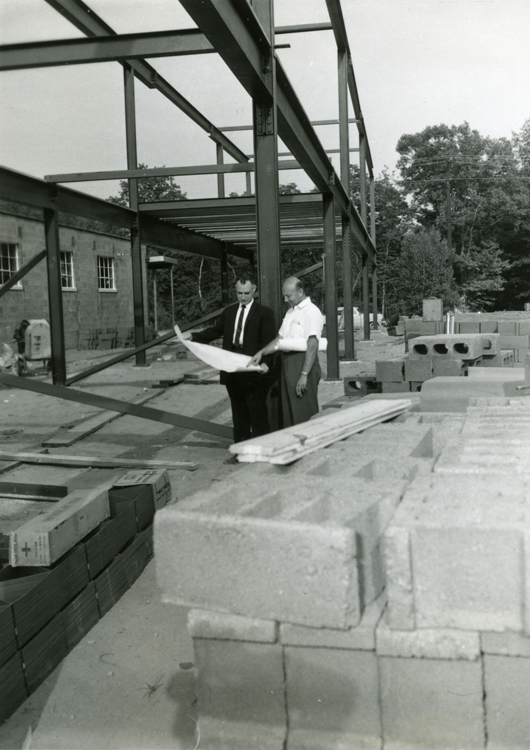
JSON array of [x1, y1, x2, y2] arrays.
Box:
[[25, 319, 51, 360], [422, 298, 443, 322]]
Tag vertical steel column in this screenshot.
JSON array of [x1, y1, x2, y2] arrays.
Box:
[[338, 47, 354, 360], [370, 176, 378, 329], [252, 0, 282, 324], [44, 207, 66, 385], [220, 247, 229, 305], [323, 193, 339, 379], [124, 64, 146, 365], [359, 134, 370, 341], [153, 276, 158, 333], [216, 142, 225, 198], [170, 266, 175, 327]]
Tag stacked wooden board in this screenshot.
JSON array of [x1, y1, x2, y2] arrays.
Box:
[[0, 473, 169, 724], [229, 399, 412, 464]]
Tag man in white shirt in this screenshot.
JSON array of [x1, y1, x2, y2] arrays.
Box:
[[249, 276, 324, 426]]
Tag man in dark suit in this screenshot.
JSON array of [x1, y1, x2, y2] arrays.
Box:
[[182, 276, 277, 446]]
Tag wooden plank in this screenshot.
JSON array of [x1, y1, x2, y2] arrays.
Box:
[[42, 390, 163, 447], [230, 399, 412, 465], [0, 482, 68, 502], [0, 451, 198, 471]]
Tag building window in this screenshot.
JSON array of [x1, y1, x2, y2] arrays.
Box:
[[0, 242, 19, 285], [97, 256, 115, 290], [60, 251, 75, 289]]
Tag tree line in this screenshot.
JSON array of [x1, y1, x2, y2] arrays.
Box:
[[107, 119, 530, 331]]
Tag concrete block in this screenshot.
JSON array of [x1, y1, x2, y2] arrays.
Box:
[[285, 647, 381, 750], [343, 375, 380, 397], [381, 381, 410, 393], [194, 638, 286, 749], [423, 298, 443, 322], [480, 350, 515, 367], [380, 656, 485, 749], [516, 319, 530, 335], [484, 655, 530, 750], [404, 358, 433, 382], [188, 609, 278, 643], [376, 358, 406, 382], [420, 376, 524, 412], [376, 617, 480, 660], [480, 320, 499, 333], [501, 335, 530, 350], [155, 485, 361, 629], [459, 321, 481, 333], [482, 630, 530, 657], [432, 358, 467, 377], [410, 333, 500, 360], [498, 320, 517, 335], [418, 321, 445, 334], [515, 347, 530, 364], [386, 474, 527, 632], [280, 594, 385, 650], [408, 381, 424, 392]]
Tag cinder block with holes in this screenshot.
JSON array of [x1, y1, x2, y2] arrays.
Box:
[[409, 334, 500, 360], [343, 375, 381, 397]]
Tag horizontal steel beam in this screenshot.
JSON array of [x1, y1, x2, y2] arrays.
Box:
[[0, 165, 135, 229], [297, 261, 323, 278], [0, 29, 217, 71], [220, 117, 359, 132], [275, 23, 333, 34], [45, 159, 304, 183], [0, 249, 46, 299], [44, 0, 248, 164], [140, 214, 253, 262], [0, 373, 233, 439], [138, 191, 322, 215]]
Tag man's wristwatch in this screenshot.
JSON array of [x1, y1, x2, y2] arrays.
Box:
[[301, 371, 308, 376]]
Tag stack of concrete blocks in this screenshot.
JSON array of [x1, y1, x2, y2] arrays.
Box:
[[375, 333, 503, 394], [455, 316, 530, 364], [157, 404, 530, 749]]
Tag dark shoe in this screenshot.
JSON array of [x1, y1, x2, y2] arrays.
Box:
[[223, 455, 239, 465]]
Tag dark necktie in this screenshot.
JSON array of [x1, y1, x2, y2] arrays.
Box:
[[234, 305, 246, 345]]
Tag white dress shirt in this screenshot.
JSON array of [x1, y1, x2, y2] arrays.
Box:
[[278, 296, 323, 342]]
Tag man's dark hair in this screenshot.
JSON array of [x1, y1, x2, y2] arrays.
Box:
[[235, 275, 256, 287]]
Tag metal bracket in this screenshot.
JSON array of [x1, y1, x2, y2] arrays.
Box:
[[255, 101, 274, 136], [328, 172, 336, 187]]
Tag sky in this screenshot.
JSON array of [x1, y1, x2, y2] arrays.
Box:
[[0, 0, 529, 201]]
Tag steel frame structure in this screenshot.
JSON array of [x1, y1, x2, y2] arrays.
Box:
[[0, 0, 377, 436]]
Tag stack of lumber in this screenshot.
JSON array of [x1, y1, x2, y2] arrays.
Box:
[[230, 399, 412, 465]]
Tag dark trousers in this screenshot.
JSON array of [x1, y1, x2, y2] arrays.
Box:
[[281, 351, 321, 427], [225, 373, 271, 444]]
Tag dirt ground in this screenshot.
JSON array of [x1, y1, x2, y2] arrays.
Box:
[[0, 330, 404, 750]]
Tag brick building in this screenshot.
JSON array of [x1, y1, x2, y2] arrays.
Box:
[[0, 204, 141, 352]]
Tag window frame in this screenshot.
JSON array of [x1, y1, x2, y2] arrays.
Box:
[[0, 241, 22, 290], [97, 255, 116, 292], [60, 250, 76, 291]]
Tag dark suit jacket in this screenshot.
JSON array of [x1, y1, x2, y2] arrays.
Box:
[[191, 301, 277, 385]]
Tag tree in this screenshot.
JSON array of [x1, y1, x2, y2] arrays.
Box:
[[390, 227, 457, 317], [396, 122, 530, 309]]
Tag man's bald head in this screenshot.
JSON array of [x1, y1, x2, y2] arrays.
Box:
[[282, 276, 306, 308]]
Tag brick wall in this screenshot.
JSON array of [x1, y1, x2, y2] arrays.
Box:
[[0, 211, 135, 350]]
